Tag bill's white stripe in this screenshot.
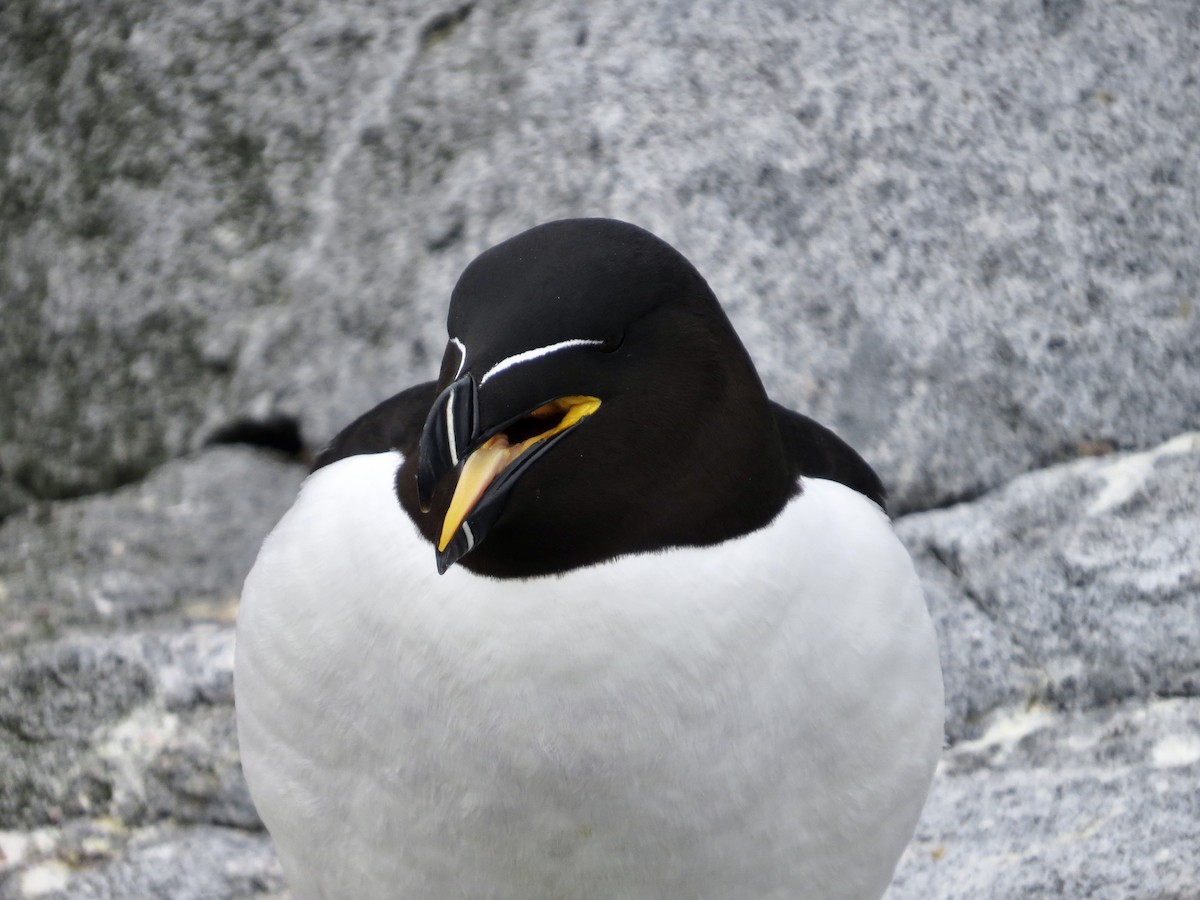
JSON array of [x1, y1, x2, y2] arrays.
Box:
[[462, 521, 475, 553], [479, 338, 604, 386], [450, 337, 467, 378], [445, 391, 459, 466]]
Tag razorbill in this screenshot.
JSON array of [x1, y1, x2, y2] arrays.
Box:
[[235, 218, 944, 899]]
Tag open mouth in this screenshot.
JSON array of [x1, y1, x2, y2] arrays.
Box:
[[438, 395, 601, 554]]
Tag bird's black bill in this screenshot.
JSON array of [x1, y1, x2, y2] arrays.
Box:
[[416, 374, 478, 511], [435, 396, 601, 573]]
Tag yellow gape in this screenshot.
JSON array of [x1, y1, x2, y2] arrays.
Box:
[[439, 396, 601, 551]]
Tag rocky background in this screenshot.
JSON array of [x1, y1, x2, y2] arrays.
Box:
[[1, 0, 1197, 897]]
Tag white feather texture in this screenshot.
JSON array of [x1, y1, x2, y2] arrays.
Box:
[[235, 451, 943, 900]]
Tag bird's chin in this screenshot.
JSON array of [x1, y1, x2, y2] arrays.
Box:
[[435, 396, 600, 574]]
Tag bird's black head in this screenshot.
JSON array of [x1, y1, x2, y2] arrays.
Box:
[[400, 217, 794, 578]]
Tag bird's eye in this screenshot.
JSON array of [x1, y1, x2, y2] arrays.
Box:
[[600, 332, 624, 353]]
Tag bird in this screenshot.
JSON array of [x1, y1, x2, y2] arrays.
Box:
[[235, 218, 944, 900]]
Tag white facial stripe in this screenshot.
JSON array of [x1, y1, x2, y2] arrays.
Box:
[[479, 338, 605, 386], [450, 337, 467, 378], [445, 389, 459, 466]]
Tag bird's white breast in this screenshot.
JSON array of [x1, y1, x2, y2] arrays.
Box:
[[235, 452, 943, 900]]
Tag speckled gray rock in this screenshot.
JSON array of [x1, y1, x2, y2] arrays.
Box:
[[0, 823, 286, 900], [2, 0, 1199, 896], [900, 432, 1200, 739], [888, 432, 1200, 893], [0, 628, 254, 832], [0, 626, 283, 899], [0, 446, 303, 649], [2, 0, 1198, 514], [887, 697, 1200, 900], [906, 555, 1037, 743], [0, 448, 299, 897]]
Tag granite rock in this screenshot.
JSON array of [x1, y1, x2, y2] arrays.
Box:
[[1, 0, 1198, 896], [888, 698, 1200, 900], [0, 624, 282, 898], [884, 433, 1200, 896], [0, 627, 254, 833], [900, 432, 1200, 739], [0, 446, 303, 650], [2, 0, 1199, 514], [0, 624, 285, 897], [0, 448, 299, 897], [0, 823, 286, 900]]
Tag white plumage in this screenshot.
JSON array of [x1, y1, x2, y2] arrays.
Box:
[[235, 449, 943, 899]]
